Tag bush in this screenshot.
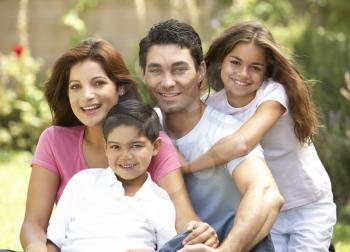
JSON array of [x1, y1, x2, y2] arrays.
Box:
[[0, 47, 50, 151]]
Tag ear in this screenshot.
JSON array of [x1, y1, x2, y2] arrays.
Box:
[[104, 141, 108, 156], [197, 61, 206, 83], [141, 68, 146, 82], [152, 137, 162, 156], [118, 86, 125, 96]]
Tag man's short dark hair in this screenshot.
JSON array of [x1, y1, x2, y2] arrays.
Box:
[[139, 19, 203, 71], [103, 100, 162, 142]]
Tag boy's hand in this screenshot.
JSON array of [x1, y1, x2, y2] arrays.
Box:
[[182, 221, 219, 248]]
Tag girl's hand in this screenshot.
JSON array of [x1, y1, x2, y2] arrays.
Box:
[[182, 221, 219, 248]]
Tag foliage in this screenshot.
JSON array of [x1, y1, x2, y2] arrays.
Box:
[[0, 48, 50, 151], [61, 0, 101, 46]]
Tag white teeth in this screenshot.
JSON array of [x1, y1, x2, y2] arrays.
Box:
[[159, 93, 179, 97], [235, 80, 248, 86], [120, 164, 136, 169], [82, 104, 100, 111]]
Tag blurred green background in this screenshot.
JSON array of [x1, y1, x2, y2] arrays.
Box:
[[0, 0, 349, 251]]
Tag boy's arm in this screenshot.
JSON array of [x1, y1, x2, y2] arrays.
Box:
[[46, 174, 78, 250], [220, 157, 284, 252], [183, 101, 285, 173]]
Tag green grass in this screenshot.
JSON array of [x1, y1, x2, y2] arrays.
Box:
[[1, 150, 350, 251], [0, 150, 31, 251]]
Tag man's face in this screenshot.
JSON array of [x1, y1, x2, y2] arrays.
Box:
[[142, 44, 204, 113]]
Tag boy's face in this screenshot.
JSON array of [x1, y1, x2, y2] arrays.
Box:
[[105, 125, 160, 184], [142, 44, 205, 113]]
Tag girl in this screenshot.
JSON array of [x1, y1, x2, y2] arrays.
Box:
[[20, 38, 218, 252], [183, 21, 336, 251]]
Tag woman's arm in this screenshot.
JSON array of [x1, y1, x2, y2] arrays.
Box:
[[157, 169, 219, 248], [183, 101, 285, 173], [20, 165, 59, 252]]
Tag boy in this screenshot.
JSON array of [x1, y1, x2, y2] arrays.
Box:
[[46, 100, 176, 252]]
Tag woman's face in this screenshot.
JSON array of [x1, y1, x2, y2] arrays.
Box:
[[68, 60, 121, 127], [220, 42, 267, 107]]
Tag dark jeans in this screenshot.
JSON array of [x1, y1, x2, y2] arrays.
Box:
[[218, 214, 275, 252]]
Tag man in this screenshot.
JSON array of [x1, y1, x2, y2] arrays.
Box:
[[139, 19, 284, 251]]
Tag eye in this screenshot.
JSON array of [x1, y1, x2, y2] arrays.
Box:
[[69, 83, 81, 90], [95, 80, 106, 86], [173, 67, 188, 74], [109, 144, 120, 150], [230, 60, 240, 66], [131, 143, 144, 149], [148, 68, 161, 74], [251, 65, 265, 73]]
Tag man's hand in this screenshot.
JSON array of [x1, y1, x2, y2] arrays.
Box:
[[178, 244, 219, 252], [182, 221, 219, 248]]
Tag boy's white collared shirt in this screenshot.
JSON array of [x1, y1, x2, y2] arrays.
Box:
[[47, 167, 176, 252]]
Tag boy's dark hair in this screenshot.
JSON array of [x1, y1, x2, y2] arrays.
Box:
[[103, 100, 162, 142], [139, 19, 203, 70]]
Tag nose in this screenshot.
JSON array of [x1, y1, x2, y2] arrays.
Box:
[[82, 85, 96, 99], [237, 65, 249, 79], [120, 149, 133, 160], [161, 72, 176, 88]]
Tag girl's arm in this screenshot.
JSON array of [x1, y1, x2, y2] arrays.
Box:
[[20, 165, 59, 252], [183, 101, 285, 173]]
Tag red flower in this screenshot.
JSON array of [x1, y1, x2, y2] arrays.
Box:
[[14, 44, 24, 57]]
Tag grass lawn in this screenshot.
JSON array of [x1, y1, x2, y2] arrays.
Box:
[[0, 150, 349, 251]]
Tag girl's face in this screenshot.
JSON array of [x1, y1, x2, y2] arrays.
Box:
[[68, 60, 121, 127], [220, 42, 267, 107]]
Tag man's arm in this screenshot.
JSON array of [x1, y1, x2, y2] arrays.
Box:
[[220, 157, 284, 252], [157, 169, 219, 247]]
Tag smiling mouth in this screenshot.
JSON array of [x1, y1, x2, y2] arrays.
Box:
[[158, 92, 181, 98], [234, 80, 250, 86], [119, 164, 137, 169], [81, 104, 102, 111]]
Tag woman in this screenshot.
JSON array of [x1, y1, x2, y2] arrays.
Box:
[[20, 38, 218, 252]]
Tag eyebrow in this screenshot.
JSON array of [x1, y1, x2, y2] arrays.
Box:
[[228, 55, 266, 66], [68, 76, 107, 84], [107, 140, 146, 145], [147, 61, 190, 68]]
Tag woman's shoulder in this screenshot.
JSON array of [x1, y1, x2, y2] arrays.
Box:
[[41, 125, 84, 139], [37, 125, 85, 150]]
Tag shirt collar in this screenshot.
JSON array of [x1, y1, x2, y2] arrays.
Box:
[[99, 167, 155, 200]]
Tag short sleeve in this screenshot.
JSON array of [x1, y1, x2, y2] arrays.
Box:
[[226, 144, 264, 175], [155, 200, 177, 248], [47, 174, 78, 248], [32, 127, 59, 174], [257, 80, 289, 113], [148, 131, 181, 182]]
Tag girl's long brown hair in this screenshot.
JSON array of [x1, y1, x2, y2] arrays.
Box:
[[205, 21, 319, 143], [45, 37, 141, 126]]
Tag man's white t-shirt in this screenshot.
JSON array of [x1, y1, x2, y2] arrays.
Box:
[[168, 106, 265, 240], [47, 167, 176, 252], [206, 79, 332, 210]]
